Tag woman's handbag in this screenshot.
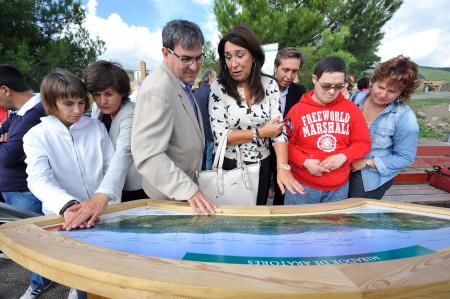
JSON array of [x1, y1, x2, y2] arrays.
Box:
[[427, 165, 450, 193], [196, 129, 260, 205]]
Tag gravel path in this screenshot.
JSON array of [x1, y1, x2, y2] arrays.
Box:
[[0, 257, 69, 299]]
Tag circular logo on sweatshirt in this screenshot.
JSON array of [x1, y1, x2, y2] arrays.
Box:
[[317, 134, 336, 152]]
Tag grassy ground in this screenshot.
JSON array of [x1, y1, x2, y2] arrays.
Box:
[[418, 121, 444, 140], [418, 66, 450, 81], [409, 98, 450, 109], [409, 98, 450, 139]]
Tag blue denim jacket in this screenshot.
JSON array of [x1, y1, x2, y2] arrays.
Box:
[[353, 92, 419, 191]]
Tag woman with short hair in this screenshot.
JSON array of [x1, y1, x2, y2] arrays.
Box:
[[84, 60, 145, 202], [349, 55, 420, 199]]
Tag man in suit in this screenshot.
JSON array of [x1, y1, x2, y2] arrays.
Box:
[[131, 19, 215, 215], [270, 47, 306, 205]]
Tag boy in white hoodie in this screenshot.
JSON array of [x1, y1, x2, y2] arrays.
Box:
[[23, 69, 118, 231]]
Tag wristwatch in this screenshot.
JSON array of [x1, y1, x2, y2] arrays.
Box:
[[365, 158, 374, 168], [277, 163, 291, 171]]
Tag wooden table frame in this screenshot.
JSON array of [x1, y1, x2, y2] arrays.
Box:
[[1, 198, 450, 298]]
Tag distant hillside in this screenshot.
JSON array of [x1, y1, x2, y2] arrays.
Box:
[[418, 66, 450, 81]]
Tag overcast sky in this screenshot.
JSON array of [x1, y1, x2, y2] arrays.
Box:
[[82, 0, 450, 70], [378, 0, 449, 68]]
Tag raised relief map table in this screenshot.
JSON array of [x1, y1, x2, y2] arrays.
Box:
[[1, 199, 450, 298]]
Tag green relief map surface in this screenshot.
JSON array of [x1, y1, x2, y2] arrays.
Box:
[[59, 205, 450, 265]]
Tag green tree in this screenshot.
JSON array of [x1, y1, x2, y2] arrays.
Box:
[[328, 0, 402, 75], [0, 0, 104, 89], [214, 0, 401, 85], [298, 28, 356, 89], [201, 41, 219, 74]]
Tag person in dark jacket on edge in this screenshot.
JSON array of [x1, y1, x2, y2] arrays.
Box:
[[0, 64, 52, 298], [194, 69, 217, 170]]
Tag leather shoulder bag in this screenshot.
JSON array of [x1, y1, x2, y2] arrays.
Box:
[[196, 129, 260, 206]]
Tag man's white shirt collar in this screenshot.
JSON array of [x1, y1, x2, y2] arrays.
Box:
[[280, 87, 289, 97], [279, 87, 289, 115], [17, 93, 40, 116]]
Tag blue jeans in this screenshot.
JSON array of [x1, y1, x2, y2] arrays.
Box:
[[30, 273, 51, 291], [2, 191, 43, 214], [2, 191, 51, 290], [285, 183, 349, 205], [203, 141, 215, 170]]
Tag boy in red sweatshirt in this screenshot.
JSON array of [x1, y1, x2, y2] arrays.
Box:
[[285, 57, 370, 204]]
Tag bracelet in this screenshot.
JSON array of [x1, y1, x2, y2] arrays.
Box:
[[59, 199, 80, 215], [252, 128, 258, 141], [99, 192, 114, 202], [365, 158, 374, 168], [277, 163, 291, 171]]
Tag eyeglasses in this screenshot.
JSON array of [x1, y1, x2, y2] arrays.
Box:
[[317, 81, 346, 91], [167, 48, 204, 65]]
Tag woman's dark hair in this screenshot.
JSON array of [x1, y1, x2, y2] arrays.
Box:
[[217, 25, 266, 103], [83, 60, 130, 102], [313, 56, 346, 79], [40, 69, 89, 115], [371, 55, 419, 103]]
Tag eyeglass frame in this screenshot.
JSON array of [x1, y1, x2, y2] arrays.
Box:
[[316, 80, 346, 91], [166, 48, 204, 65]]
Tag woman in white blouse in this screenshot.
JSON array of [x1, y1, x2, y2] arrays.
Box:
[[209, 25, 304, 205]]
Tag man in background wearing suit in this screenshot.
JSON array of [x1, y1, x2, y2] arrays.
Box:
[[270, 47, 306, 205], [132, 19, 215, 215]]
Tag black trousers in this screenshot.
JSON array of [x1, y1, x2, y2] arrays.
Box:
[[121, 189, 148, 202], [269, 144, 284, 205], [348, 170, 393, 199], [222, 156, 271, 205]]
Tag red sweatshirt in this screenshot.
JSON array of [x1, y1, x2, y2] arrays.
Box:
[[286, 90, 370, 190], [0, 107, 7, 123]]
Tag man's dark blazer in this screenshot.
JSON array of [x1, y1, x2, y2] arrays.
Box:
[[271, 83, 306, 205], [283, 83, 306, 118]]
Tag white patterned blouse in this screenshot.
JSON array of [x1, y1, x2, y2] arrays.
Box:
[[209, 75, 287, 163]]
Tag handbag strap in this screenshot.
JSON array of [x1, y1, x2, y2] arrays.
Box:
[[212, 129, 252, 193], [212, 129, 245, 170], [212, 129, 231, 170], [214, 130, 230, 194], [234, 144, 244, 168]]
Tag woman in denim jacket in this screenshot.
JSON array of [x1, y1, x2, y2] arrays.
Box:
[[349, 55, 420, 199]]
